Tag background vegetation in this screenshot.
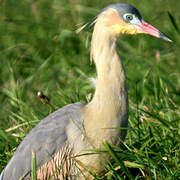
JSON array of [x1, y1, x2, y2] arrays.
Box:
[[0, 0, 180, 179]]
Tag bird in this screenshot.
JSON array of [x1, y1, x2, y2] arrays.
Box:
[[0, 3, 171, 180]]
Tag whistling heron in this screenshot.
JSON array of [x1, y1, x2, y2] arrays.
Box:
[[0, 3, 171, 180]]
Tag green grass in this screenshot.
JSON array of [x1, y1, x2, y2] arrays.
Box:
[[0, 0, 180, 179]]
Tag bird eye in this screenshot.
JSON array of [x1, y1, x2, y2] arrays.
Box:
[[126, 15, 133, 21], [123, 13, 134, 23]]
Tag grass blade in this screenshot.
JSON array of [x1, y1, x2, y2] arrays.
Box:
[[31, 149, 37, 180], [105, 142, 134, 180], [168, 11, 180, 35]]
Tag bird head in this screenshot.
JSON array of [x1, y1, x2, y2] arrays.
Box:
[[78, 3, 172, 42], [100, 3, 171, 41]]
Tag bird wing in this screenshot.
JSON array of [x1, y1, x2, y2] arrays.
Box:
[[1, 102, 85, 180]]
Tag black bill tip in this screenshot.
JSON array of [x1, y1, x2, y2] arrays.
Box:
[[159, 31, 172, 42]]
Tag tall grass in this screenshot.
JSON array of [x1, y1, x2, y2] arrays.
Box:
[[0, 0, 180, 179]]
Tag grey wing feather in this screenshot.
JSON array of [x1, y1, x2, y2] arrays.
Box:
[[0, 170, 4, 180], [0, 102, 85, 180]]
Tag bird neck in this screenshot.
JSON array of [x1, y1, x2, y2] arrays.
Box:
[[82, 24, 128, 147], [81, 22, 128, 148], [89, 24, 127, 108]]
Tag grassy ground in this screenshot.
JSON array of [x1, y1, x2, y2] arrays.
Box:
[[0, 0, 180, 179]]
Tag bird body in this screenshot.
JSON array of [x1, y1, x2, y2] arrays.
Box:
[[0, 3, 171, 180], [1, 103, 84, 179]]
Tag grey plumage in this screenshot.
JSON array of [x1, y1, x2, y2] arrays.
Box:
[[0, 170, 4, 180], [76, 3, 142, 33], [1, 102, 84, 179], [105, 3, 142, 20]]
